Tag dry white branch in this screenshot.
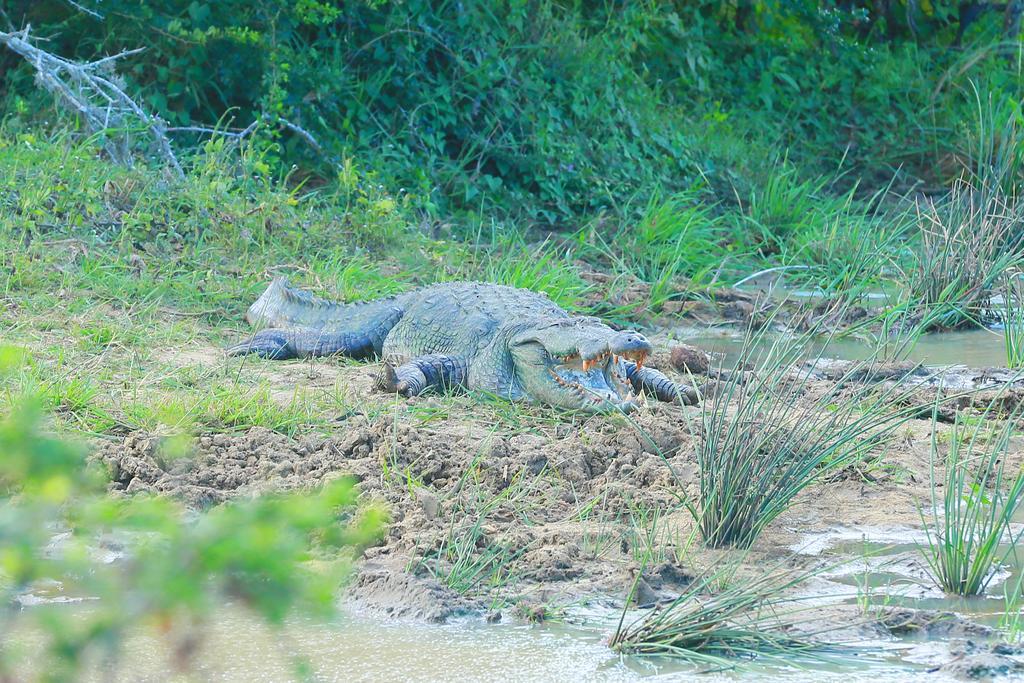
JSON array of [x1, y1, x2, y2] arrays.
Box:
[[62, 0, 103, 20], [167, 115, 329, 159], [0, 26, 182, 177]]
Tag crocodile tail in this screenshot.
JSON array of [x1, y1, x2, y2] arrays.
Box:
[[245, 277, 343, 328], [245, 278, 406, 345]]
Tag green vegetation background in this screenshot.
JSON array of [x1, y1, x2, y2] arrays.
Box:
[[5, 0, 1022, 227]]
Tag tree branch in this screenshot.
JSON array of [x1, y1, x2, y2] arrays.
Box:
[[0, 27, 182, 177], [61, 0, 103, 20]]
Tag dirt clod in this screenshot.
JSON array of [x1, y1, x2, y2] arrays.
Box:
[[669, 344, 711, 375]]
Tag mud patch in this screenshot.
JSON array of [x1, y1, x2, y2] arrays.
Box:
[[92, 423, 379, 508], [347, 561, 474, 623], [877, 609, 995, 640], [941, 641, 1024, 680], [90, 400, 701, 616]]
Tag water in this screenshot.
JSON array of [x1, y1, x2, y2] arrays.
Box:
[[668, 326, 1008, 368], [9, 601, 961, 682], [792, 525, 1024, 624], [12, 527, 1017, 680]]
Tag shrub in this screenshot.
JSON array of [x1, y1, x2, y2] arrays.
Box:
[[5, 1, 1024, 224]]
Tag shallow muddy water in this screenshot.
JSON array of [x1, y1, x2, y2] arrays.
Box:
[[12, 599, 971, 682], [669, 326, 1009, 368], [18, 524, 1024, 683]]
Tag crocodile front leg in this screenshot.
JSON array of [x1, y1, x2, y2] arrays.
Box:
[[624, 361, 699, 405], [376, 354, 469, 397], [227, 327, 379, 360]]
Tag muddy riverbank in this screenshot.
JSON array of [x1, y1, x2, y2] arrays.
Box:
[[88, 343, 1024, 654]]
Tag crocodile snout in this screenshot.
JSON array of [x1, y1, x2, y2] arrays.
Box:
[[610, 331, 652, 367]]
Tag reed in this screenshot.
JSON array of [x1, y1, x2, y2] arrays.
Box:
[[610, 559, 859, 668], [693, 323, 924, 549], [920, 405, 1024, 597]]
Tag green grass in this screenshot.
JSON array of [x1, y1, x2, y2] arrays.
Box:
[[610, 558, 859, 669], [691, 323, 925, 549], [920, 406, 1024, 597], [582, 188, 729, 312], [471, 236, 589, 312], [577, 512, 617, 561], [740, 161, 838, 256], [419, 520, 519, 595], [1003, 274, 1024, 368], [623, 498, 691, 567], [413, 474, 542, 597]]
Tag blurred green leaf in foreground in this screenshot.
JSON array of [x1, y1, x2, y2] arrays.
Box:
[[0, 344, 386, 680]]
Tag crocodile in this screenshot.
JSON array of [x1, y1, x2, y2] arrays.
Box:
[[227, 279, 698, 412]]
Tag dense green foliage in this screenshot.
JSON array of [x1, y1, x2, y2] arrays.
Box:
[[4, 0, 1024, 225]]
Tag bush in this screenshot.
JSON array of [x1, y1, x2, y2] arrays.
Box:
[[0, 347, 386, 678], [5, 1, 1024, 226]]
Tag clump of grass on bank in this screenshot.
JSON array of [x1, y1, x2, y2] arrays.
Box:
[[781, 182, 913, 299], [1003, 273, 1024, 369], [740, 162, 836, 256], [411, 468, 543, 597], [920, 406, 1024, 597], [610, 560, 857, 668], [580, 188, 728, 312], [903, 177, 1024, 330], [418, 516, 518, 595], [692, 326, 924, 549]]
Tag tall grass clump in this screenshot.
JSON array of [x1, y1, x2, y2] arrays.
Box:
[[963, 90, 1024, 202], [904, 177, 1024, 330], [610, 559, 856, 668], [920, 404, 1024, 597], [905, 94, 1024, 330], [782, 180, 912, 297], [740, 162, 835, 256], [586, 189, 726, 309], [693, 324, 924, 549], [1003, 273, 1024, 369]]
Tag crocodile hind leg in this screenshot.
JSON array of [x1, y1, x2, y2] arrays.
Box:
[[624, 361, 699, 405], [227, 327, 379, 360], [375, 354, 469, 397]]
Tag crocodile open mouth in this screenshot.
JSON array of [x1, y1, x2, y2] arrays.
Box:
[[509, 326, 652, 411], [546, 351, 639, 410]]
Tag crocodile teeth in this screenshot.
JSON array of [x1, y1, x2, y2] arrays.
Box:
[[581, 351, 611, 372], [608, 362, 634, 401], [622, 350, 647, 368]]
